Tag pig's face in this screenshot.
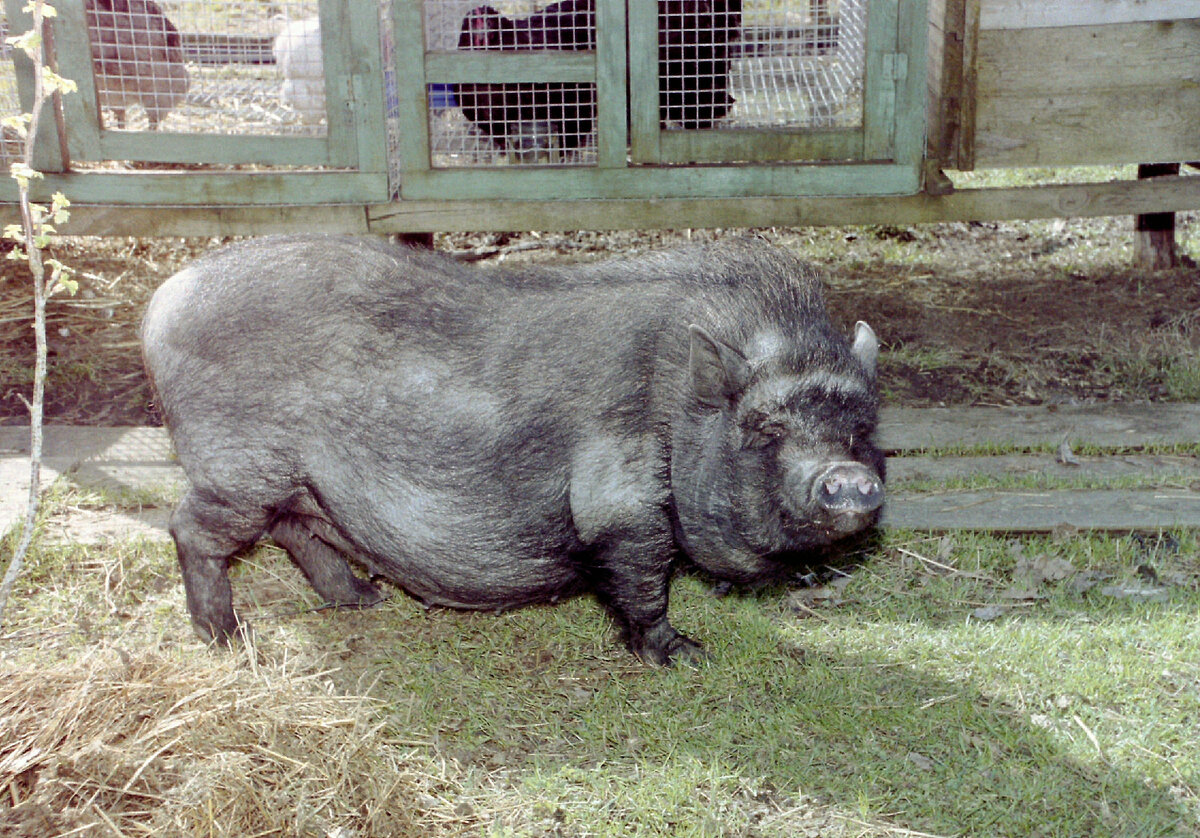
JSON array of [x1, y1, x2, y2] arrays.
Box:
[[672, 321, 884, 583]]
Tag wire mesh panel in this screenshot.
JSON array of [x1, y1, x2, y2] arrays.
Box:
[[425, 0, 599, 167], [77, 0, 387, 138], [424, 0, 868, 169], [0, 13, 22, 167], [727, 0, 865, 130]]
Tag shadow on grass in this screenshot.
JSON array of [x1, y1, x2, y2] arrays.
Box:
[[284, 565, 1192, 838]]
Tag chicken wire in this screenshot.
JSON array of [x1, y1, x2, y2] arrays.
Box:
[[82, 0, 336, 136], [425, 0, 867, 168], [0, 17, 21, 167], [425, 0, 598, 167], [728, 0, 865, 129]]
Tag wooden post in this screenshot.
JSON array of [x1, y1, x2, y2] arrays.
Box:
[[1134, 163, 1180, 270]]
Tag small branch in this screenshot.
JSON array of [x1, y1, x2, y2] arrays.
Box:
[[0, 0, 73, 627]]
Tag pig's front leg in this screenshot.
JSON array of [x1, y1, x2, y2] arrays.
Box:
[[590, 531, 705, 666]]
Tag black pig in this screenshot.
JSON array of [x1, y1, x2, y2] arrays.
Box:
[[142, 236, 884, 665]]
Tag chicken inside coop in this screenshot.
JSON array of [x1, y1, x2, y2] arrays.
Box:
[[86, 0, 190, 130], [273, 17, 325, 125]]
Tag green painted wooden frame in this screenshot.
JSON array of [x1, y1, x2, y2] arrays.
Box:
[[1, 0, 928, 207], [396, 0, 929, 200], [0, 0, 392, 204]]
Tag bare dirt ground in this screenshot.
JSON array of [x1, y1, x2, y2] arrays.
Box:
[[0, 215, 1197, 426]]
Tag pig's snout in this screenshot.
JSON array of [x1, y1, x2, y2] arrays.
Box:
[[812, 463, 884, 523]]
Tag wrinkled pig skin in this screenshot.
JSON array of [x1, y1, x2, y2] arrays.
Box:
[[141, 235, 884, 665]]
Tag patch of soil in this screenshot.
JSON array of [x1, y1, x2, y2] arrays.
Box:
[[1, 218, 1197, 426]]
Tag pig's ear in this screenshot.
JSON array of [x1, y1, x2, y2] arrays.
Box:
[[689, 325, 750, 407], [852, 320, 878, 377]]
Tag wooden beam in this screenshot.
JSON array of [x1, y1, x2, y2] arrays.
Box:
[[47, 204, 371, 237], [878, 404, 1200, 453], [1134, 163, 1181, 270], [887, 453, 1200, 486], [882, 489, 1200, 531], [980, 0, 1200, 30], [12, 172, 1196, 236], [974, 21, 1200, 167], [369, 174, 1200, 230]]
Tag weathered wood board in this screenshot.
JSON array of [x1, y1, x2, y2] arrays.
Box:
[[19, 171, 1195, 237], [882, 404, 1200, 530], [887, 453, 1200, 486], [5, 403, 1200, 532], [980, 0, 1200, 30], [882, 489, 1200, 531], [973, 19, 1200, 167], [878, 403, 1200, 452]]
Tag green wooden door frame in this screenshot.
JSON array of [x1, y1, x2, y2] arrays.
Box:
[[0, 0, 392, 205], [0, 0, 928, 208], [398, 0, 929, 201]]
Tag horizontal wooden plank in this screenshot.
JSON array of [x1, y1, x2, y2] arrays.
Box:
[[396, 161, 924, 201], [5, 171, 391, 206], [6, 407, 1197, 464], [6, 420, 1199, 532], [370, 174, 1200, 231], [424, 51, 597, 84], [977, 21, 1200, 95], [887, 453, 1200, 486], [977, 102, 1200, 167], [655, 127, 864, 165], [13, 172, 1196, 236], [36, 204, 372, 237], [94, 133, 333, 168], [882, 489, 1200, 530], [878, 404, 1200, 453], [980, 0, 1199, 30], [974, 21, 1200, 166]]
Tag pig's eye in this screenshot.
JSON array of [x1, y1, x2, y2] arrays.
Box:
[[742, 415, 787, 448]]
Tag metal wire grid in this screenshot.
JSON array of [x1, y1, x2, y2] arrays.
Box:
[[426, 0, 598, 167], [83, 0, 331, 136], [726, 0, 865, 129], [425, 0, 867, 168], [0, 0, 867, 176], [0, 18, 21, 167]]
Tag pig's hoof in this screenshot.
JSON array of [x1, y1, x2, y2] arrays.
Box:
[[634, 631, 707, 667], [667, 635, 709, 668], [195, 615, 251, 648], [333, 577, 386, 609]]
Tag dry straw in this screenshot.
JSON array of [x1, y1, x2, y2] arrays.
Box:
[[0, 645, 484, 837]]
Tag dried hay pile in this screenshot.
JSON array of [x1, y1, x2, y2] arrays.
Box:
[[0, 646, 485, 837]]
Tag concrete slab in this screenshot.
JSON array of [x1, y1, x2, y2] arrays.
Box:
[[41, 507, 173, 544], [0, 457, 60, 540], [1, 425, 181, 540]]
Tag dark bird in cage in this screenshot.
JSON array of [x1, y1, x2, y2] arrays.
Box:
[[454, 0, 739, 159], [85, 0, 190, 130], [658, 0, 740, 128], [455, 0, 597, 161]]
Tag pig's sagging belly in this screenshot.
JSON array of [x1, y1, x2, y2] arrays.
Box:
[[299, 473, 584, 610]]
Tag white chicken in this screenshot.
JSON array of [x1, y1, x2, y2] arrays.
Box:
[[274, 17, 326, 124]]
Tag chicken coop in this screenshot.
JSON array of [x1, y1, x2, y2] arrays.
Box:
[[0, 0, 1197, 235]]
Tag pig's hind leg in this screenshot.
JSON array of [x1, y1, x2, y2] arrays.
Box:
[[269, 513, 384, 609], [170, 488, 271, 645]]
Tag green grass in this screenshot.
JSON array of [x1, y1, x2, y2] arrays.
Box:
[[321, 534, 1199, 837], [3, 484, 1198, 837]]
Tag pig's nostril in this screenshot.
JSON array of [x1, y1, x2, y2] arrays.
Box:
[[815, 468, 883, 513]]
